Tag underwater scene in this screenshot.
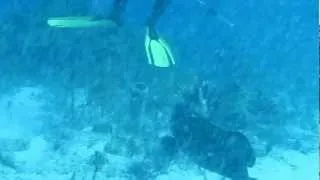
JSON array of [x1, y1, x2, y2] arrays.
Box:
[[0, 0, 318, 180]]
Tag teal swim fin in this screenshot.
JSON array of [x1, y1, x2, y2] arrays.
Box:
[[47, 16, 118, 28], [144, 26, 175, 68]]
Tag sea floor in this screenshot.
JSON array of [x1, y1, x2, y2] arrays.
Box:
[[0, 87, 318, 180]]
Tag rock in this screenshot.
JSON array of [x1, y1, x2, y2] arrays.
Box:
[[0, 138, 29, 152], [0, 151, 17, 170], [92, 122, 112, 134], [14, 136, 49, 166]]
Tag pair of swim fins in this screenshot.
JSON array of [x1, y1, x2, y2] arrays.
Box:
[[47, 16, 175, 68]]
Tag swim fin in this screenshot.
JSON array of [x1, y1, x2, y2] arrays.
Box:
[[144, 26, 175, 68], [47, 16, 118, 28]]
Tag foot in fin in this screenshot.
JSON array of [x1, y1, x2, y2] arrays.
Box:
[[48, 0, 128, 28], [144, 26, 175, 68]]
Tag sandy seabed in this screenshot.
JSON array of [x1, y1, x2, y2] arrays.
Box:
[[0, 87, 318, 180]]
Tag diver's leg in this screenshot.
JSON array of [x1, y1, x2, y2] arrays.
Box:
[[144, 0, 175, 67], [146, 0, 171, 27], [108, 0, 128, 25]]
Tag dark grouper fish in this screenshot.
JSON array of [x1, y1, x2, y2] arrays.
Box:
[[161, 85, 257, 180]]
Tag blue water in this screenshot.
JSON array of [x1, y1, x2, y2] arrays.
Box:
[[0, 0, 318, 180]]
